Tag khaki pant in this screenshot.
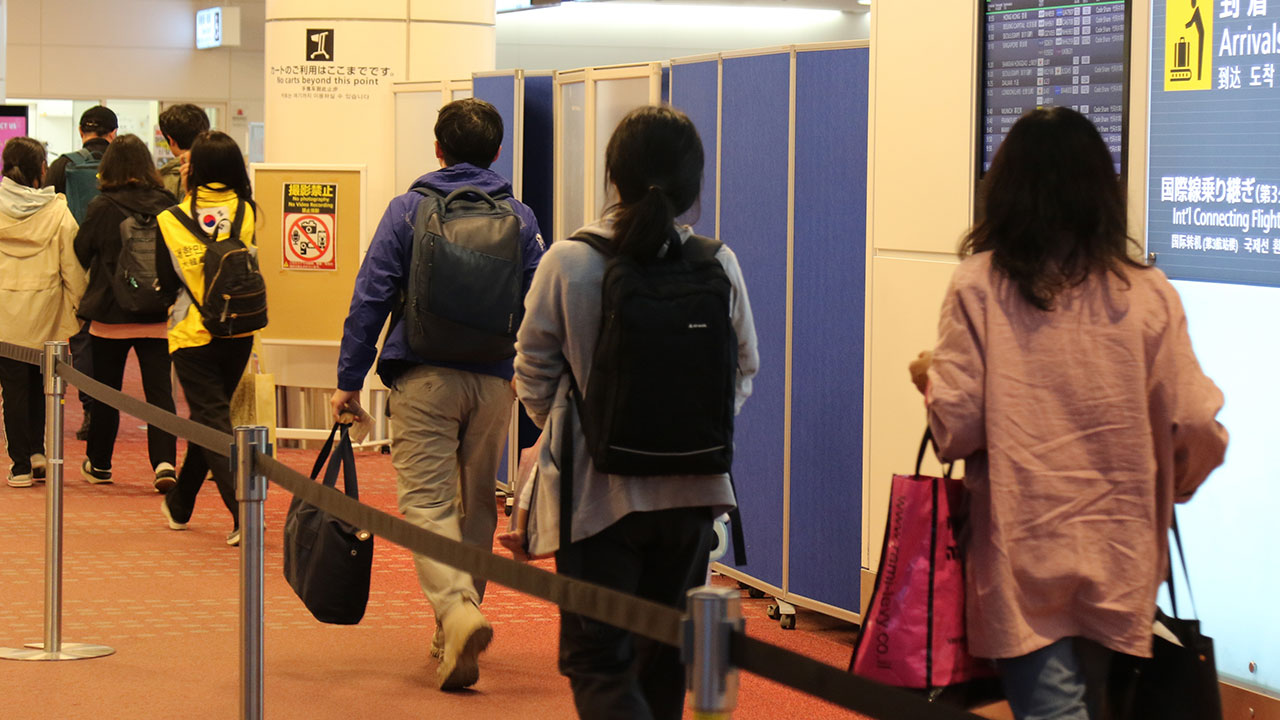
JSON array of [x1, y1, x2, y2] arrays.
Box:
[[389, 365, 512, 622]]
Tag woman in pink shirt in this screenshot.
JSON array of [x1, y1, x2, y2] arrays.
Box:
[[910, 107, 1228, 719]]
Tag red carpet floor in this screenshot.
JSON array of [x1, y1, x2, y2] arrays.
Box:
[[0, 356, 876, 719]]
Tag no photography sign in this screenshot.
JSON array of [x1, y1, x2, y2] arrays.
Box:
[[282, 182, 337, 270]]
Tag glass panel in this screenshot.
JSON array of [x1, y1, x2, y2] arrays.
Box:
[[593, 76, 651, 217], [451, 87, 473, 101], [558, 81, 586, 236], [395, 90, 443, 193], [8, 98, 76, 160], [106, 99, 161, 163]]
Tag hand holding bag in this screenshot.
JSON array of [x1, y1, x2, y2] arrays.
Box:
[[849, 428, 996, 701], [283, 422, 374, 625], [1109, 515, 1223, 720]]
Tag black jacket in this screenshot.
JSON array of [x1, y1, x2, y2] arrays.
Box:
[[74, 186, 178, 324], [45, 137, 111, 195]]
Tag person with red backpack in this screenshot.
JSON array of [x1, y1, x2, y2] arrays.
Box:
[[72, 134, 179, 490], [157, 131, 267, 547]]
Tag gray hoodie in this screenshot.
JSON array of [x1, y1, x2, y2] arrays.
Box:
[[0, 178, 86, 349], [514, 217, 760, 549]]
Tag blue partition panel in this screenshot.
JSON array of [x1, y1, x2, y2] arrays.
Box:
[[670, 61, 718, 238], [523, 74, 555, 239], [720, 52, 791, 589], [787, 48, 869, 612], [473, 74, 517, 187]]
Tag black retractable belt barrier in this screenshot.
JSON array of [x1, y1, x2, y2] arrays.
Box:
[[732, 633, 984, 720], [0, 343, 44, 366], [54, 361, 232, 455], [5, 339, 988, 720]]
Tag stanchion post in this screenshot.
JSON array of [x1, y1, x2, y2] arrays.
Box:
[[235, 425, 270, 720], [0, 341, 114, 662], [685, 585, 743, 720]]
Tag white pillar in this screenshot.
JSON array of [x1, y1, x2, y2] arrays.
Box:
[[263, 1, 495, 241]]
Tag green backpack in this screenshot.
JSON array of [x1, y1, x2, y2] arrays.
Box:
[[61, 148, 102, 225]]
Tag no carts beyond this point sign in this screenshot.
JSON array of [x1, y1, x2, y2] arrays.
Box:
[[283, 182, 337, 270]]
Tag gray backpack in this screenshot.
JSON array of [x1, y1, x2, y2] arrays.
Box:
[[108, 204, 176, 315], [403, 186, 523, 363]]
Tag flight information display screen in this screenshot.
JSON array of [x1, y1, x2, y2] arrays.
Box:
[[980, 0, 1130, 175]]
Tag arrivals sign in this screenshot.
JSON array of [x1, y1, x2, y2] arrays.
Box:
[[1149, 0, 1280, 286], [282, 183, 337, 271]]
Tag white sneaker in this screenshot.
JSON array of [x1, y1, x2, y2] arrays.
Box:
[[161, 500, 188, 530], [437, 600, 492, 691], [81, 458, 113, 484], [153, 462, 177, 493]]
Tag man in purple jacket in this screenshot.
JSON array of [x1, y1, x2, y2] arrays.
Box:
[[331, 99, 544, 691]]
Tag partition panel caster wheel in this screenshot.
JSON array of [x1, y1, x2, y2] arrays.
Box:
[[504, 495, 514, 517], [766, 603, 781, 620], [780, 614, 796, 630], [747, 587, 766, 599]]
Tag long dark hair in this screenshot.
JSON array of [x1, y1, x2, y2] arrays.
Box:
[[603, 105, 704, 261], [2, 137, 46, 189], [962, 107, 1144, 310], [98, 134, 164, 191], [186, 130, 255, 217]]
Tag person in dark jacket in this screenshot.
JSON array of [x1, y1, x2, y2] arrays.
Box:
[[47, 104, 118, 441], [331, 99, 545, 692], [73, 133, 179, 491]]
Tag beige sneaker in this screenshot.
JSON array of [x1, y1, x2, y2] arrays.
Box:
[[429, 622, 444, 660], [436, 600, 492, 691]]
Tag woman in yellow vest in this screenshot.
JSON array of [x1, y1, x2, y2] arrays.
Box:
[[157, 131, 265, 547]]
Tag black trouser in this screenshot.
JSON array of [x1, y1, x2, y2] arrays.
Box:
[[0, 357, 45, 476], [70, 320, 94, 413], [85, 336, 177, 471], [165, 337, 253, 527], [556, 506, 715, 720]]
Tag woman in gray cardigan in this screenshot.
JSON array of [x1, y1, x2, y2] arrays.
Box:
[[513, 106, 759, 719]]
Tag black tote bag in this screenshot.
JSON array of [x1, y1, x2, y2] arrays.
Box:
[[282, 423, 374, 625], [1110, 516, 1222, 720]]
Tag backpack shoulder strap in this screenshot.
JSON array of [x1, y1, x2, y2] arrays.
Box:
[[164, 205, 212, 244], [228, 198, 247, 243], [682, 233, 723, 263], [69, 148, 97, 166], [567, 232, 614, 258]]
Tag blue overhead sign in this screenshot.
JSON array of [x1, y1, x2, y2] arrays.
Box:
[[1148, 0, 1280, 286]]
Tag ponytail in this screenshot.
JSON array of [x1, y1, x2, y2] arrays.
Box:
[[614, 184, 677, 260], [603, 106, 704, 262]]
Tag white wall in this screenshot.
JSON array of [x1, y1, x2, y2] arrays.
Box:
[[497, 3, 868, 70], [5, 0, 265, 142]]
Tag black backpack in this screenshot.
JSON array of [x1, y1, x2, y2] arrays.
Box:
[[570, 231, 736, 476], [104, 196, 176, 315], [403, 186, 524, 363], [167, 198, 268, 337]]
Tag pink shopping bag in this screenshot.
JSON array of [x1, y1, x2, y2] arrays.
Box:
[[850, 429, 993, 691]]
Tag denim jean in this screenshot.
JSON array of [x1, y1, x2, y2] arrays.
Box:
[[997, 637, 1114, 720]]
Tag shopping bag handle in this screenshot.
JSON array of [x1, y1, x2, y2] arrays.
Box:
[[308, 422, 360, 499], [914, 427, 954, 480], [1166, 511, 1199, 620]]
